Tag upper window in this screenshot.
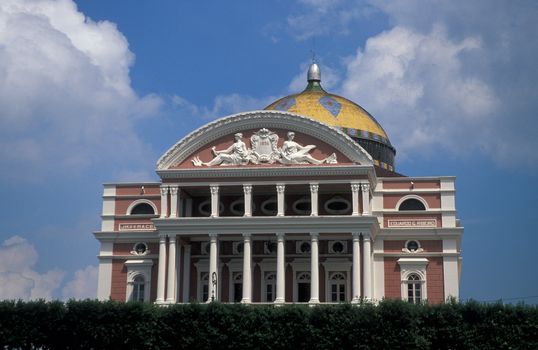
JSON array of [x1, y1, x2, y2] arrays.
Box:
[[132, 275, 145, 302], [407, 274, 422, 304], [399, 198, 426, 211], [130, 202, 155, 215]]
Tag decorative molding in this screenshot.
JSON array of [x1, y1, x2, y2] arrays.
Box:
[[156, 110, 373, 170], [276, 184, 286, 194], [192, 128, 337, 167], [125, 199, 159, 216], [243, 184, 253, 194]]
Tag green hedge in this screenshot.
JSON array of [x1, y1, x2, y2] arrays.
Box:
[[0, 300, 537, 349]]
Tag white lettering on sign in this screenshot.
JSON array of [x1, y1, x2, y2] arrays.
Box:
[[387, 219, 437, 228], [119, 223, 156, 231]]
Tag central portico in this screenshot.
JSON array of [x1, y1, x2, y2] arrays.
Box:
[[152, 110, 378, 304]]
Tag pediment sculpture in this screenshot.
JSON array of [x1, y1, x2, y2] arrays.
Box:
[[191, 129, 337, 166]]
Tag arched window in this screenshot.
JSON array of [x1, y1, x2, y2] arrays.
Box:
[[264, 272, 276, 302], [329, 272, 346, 302], [399, 198, 426, 211], [200, 272, 209, 302], [297, 272, 311, 302], [232, 273, 243, 302], [132, 275, 145, 302], [130, 202, 155, 215], [407, 273, 422, 303]]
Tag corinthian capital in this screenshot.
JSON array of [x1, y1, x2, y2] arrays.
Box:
[[210, 185, 219, 195], [160, 186, 169, 196], [361, 183, 370, 192]]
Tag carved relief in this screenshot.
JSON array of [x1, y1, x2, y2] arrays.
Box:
[[250, 128, 280, 164], [191, 129, 337, 167]]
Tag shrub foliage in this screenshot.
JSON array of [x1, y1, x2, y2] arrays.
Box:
[[0, 299, 537, 349]]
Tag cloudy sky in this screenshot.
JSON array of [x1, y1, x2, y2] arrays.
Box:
[[0, 0, 536, 302]]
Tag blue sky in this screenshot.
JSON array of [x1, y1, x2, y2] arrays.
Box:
[[0, 0, 536, 302]]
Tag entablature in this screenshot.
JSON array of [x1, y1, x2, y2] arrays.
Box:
[[152, 215, 379, 238]]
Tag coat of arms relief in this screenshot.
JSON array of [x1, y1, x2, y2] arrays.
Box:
[[191, 128, 337, 167]]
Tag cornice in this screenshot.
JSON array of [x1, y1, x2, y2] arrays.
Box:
[[157, 164, 376, 183], [156, 110, 374, 170], [152, 215, 380, 238]]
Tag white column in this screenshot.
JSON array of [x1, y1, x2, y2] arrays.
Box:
[[208, 234, 218, 301], [351, 232, 361, 303], [166, 236, 177, 303], [243, 184, 252, 217], [241, 233, 252, 303], [309, 232, 320, 304], [160, 186, 169, 218], [310, 183, 319, 216], [361, 183, 371, 215], [210, 185, 219, 217], [351, 183, 361, 216], [276, 184, 285, 216], [275, 233, 285, 303], [182, 244, 191, 302], [156, 234, 167, 303], [169, 186, 179, 218], [362, 233, 372, 300]]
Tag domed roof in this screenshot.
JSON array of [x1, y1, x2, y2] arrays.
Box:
[[264, 63, 396, 171]]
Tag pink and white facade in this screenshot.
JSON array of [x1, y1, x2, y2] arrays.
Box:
[[94, 110, 463, 304]]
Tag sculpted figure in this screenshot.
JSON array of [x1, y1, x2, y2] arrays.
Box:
[[279, 132, 337, 165], [192, 133, 251, 166]]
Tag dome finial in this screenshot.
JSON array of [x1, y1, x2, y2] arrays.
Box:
[[307, 62, 321, 82]]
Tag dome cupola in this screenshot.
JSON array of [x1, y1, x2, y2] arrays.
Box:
[[264, 63, 396, 171]]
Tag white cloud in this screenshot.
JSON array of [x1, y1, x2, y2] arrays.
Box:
[[336, 0, 538, 167], [62, 265, 98, 300], [0, 235, 64, 300], [340, 25, 497, 159], [0, 0, 161, 182], [287, 1, 369, 40], [171, 93, 276, 121]]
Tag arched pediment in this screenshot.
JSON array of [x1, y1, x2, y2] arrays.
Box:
[[156, 110, 373, 170]]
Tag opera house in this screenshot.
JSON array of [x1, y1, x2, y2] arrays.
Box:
[[94, 63, 463, 304]]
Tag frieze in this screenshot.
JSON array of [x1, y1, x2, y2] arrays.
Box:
[[192, 128, 337, 167]]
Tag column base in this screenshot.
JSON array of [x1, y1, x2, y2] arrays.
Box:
[[351, 297, 361, 304], [241, 298, 252, 304], [308, 298, 320, 304], [155, 299, 166, 305], [274, 297, 285, 304], [165, 298, 176, 304]]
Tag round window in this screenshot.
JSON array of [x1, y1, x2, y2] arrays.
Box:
[[332, 241, 344, 253], [132, 242, 148, 255], [267, 242, 277, 253], [236, 242, 244, 253], [300, 242, 311, 253], [406, 240, 419, 252]]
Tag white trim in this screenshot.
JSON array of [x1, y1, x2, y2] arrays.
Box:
[[258, 258, 277, 302], [157, 110, 373, 170], [322, 259, 352, 302], [226, 259, 243, 302], [125, 259, 153, 302], [395, 195, 429, 211], [397, 257, 428, 302], [126, 199, 159, 216], [291, 259, 310, 302]]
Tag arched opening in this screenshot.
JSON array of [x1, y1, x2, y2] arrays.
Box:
[[130, 202, 155, 215], [407, 273, 422, 303], [399, 198, 426, 211], [132, 275, 145, 302], [329, 272, 346, 302]]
